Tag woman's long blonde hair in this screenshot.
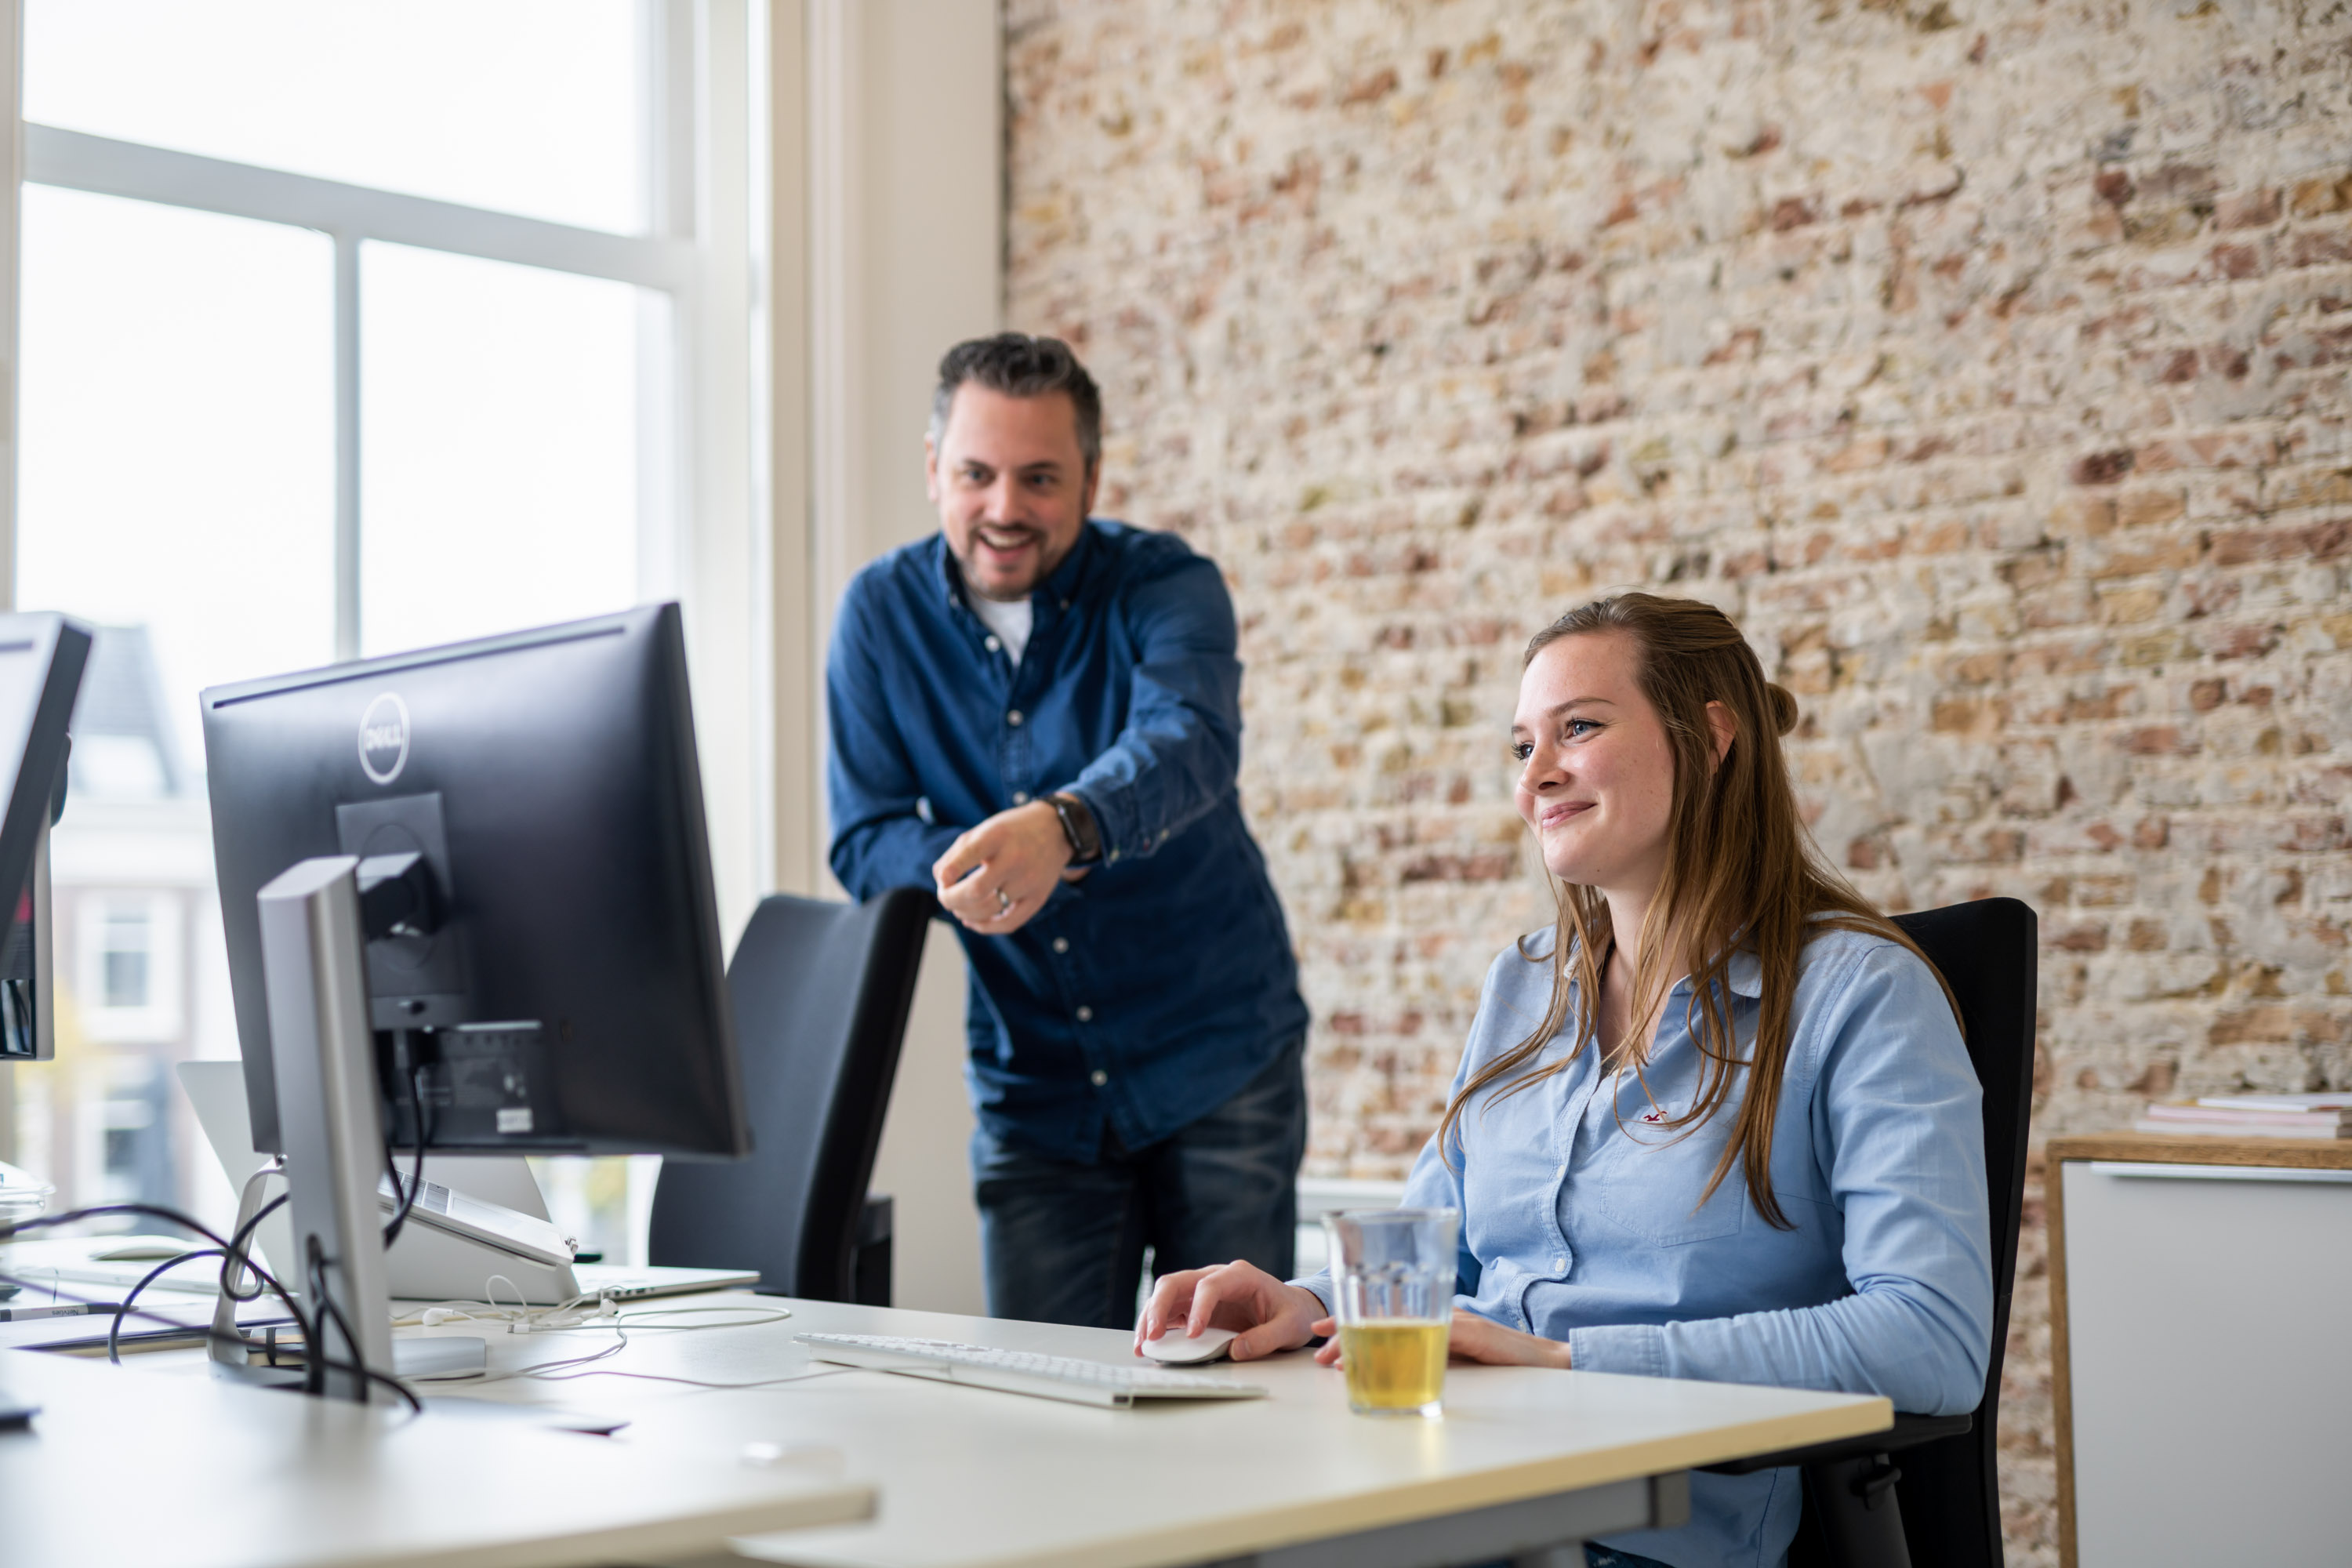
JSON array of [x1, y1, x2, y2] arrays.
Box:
[[1437, 593, 1951, 1229]]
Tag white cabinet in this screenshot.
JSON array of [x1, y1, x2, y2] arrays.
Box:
[[2051, 1138, 2352, 1567]]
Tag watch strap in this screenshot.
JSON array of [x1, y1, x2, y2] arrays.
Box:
[[1048, 793, 1102, 865]]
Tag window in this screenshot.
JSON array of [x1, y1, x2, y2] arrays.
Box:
[[9, 2, 754, 1247], [88, 1054, 171, 1210], [20, 0, 685, 720], [98, 907, 149, 1010], [25, 1, 645, 233], [74, 893, 183, 1044]]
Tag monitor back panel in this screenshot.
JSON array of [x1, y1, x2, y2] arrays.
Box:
[[201, 607, 742, 1159]]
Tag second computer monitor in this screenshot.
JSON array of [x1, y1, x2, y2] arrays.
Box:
[[202, 603, 748, 1160]]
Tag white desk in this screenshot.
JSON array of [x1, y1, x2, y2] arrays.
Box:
[[383, 1294, 1892, 1568], [0, 1345, 871, 1568]]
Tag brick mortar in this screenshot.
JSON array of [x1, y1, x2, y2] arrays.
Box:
[[1005, 2, 2352, 1559]]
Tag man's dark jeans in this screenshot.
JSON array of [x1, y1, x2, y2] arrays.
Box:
[[973, 1036, 1307, 1328]]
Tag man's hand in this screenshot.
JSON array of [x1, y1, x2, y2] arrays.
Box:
[[1135, 1261, 1328, 1364], [932, 801, 1073, 934]]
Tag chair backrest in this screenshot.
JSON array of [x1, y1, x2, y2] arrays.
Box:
[[647, 887, 931, 1301], [1886, 897, 2038, 1568]]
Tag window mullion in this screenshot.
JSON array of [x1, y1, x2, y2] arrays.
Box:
[[334, 230, 360, 662]]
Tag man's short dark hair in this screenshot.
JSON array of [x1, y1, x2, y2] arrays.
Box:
[[930, 333, 1102, 475]]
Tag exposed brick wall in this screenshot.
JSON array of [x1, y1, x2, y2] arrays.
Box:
[[1004, 1, 2352, 1558]]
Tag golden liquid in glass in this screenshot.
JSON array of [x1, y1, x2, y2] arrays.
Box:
[[1339, 1319, 1449, 1414]]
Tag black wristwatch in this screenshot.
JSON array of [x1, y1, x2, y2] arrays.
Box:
[[1048, 792, 1102, 866]]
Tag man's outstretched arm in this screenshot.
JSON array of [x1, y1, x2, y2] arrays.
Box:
[[826, 588, 962, 900], [1055, 546, 1244, 865]]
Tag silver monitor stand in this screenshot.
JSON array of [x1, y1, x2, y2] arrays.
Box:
[[209, 855, 484, 1400]]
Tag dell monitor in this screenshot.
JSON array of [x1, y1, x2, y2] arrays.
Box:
[[0, 612, 91, 1421], [201, 604, 748, 1400], [202, 603, 749, 1162], [0, 615, 85, 1065]]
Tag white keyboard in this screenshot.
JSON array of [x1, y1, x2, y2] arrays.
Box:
[[794, 1333, 1269, 1409]]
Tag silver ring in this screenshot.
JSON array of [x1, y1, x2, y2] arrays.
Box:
[[995, 887, 1013, 914]]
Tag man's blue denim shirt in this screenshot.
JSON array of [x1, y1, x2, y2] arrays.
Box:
[[826, 520, 1309, 1163], [1298, 924, 1992, 1568]]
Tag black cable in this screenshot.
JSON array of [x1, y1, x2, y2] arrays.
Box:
[[380, 1149, 409, 1248], [0, 1265, 295, 1365], [303, 1236, 420, 1414], [2, 1265, 416, 1416], [217, 1192, 290, 1303], [303, 1240, 329, 1396], [107, 1247, 224, 1365], [2, 1198, 418, 1414], [2, 1202, 307, 1333], [108, 1185, 294, 1363], [1, 1193, 303, 1367], [380, 1060, 431, 1250]]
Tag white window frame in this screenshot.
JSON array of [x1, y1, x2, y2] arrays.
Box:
[[17, 8, 703, 660], [23, 121, 702, 659], [0, 1, 770, 934]]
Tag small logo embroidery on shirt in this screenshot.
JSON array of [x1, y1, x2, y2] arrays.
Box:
[[1638, 1108, 1668, 1124]]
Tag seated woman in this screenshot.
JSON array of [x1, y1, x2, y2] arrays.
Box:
[[1138, 593, 1992, 1568]]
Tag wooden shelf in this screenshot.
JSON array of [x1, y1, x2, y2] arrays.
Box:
[[2047, 1132, 2352, 1171]]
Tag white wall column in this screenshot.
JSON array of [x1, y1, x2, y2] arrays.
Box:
[[0, 0, 19, 1161], [678, 0, 764, 942], [779, 0, 1000, 1314]]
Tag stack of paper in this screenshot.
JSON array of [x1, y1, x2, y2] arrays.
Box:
[[2136, 1093, 2352, 1140]]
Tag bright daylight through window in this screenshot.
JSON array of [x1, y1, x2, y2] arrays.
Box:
[[13, 2, 678, 1256]]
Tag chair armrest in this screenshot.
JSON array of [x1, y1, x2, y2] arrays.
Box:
[[1699, 1411, 1972, 1475]]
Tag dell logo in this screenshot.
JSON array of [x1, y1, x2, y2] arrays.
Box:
[[358, 693, 411, 785]]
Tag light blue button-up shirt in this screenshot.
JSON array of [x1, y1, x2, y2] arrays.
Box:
[[1300, 924, 1992, 1568]]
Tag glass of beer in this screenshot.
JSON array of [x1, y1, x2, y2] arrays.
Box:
[[1323, 1207, 1457, 1417]]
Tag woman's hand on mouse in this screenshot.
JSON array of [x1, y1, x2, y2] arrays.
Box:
[[1135, 1260, 1328, 1362]]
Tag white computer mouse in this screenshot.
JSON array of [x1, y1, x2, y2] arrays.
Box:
[[1140, 1325, 1239, 1365]]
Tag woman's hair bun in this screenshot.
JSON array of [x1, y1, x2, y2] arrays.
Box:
[[1766, 683, 1800, 736]]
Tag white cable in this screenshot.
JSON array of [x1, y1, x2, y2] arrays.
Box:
[[387, 1283, 615, 1333], [420, 1319, 840, 1392], [388, 1287, 794, 1388]]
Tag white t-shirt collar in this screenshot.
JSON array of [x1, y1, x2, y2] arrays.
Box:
[[969, 592, 1033, 666]]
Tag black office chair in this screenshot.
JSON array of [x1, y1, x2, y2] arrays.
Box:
[[1705, 897, 2038, 1568], [648, 887, 932, 1305]]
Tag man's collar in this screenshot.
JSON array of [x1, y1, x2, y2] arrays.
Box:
[[1040, 521, 1096, 606]]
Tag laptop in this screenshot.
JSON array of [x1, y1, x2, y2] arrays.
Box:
[[173, 1061, 759, 1305]]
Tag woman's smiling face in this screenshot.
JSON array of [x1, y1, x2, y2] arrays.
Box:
[[1511, 630, 1679, 895]]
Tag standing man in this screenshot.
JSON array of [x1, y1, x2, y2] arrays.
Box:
[[826, 333, 1311, 1329]]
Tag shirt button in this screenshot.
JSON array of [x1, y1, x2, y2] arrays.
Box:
[[984, 635, 1001, 652], [1011, 790, 1029, 804], [1555, 1163, 1566, 1178], [1553, 1257, 1567, 1272], [1007, 710, 1024, 726], [1052, 937, 1069, 953], [1075, 1005, 1094, 1022], [1090, 1069, 1108, 1087]]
